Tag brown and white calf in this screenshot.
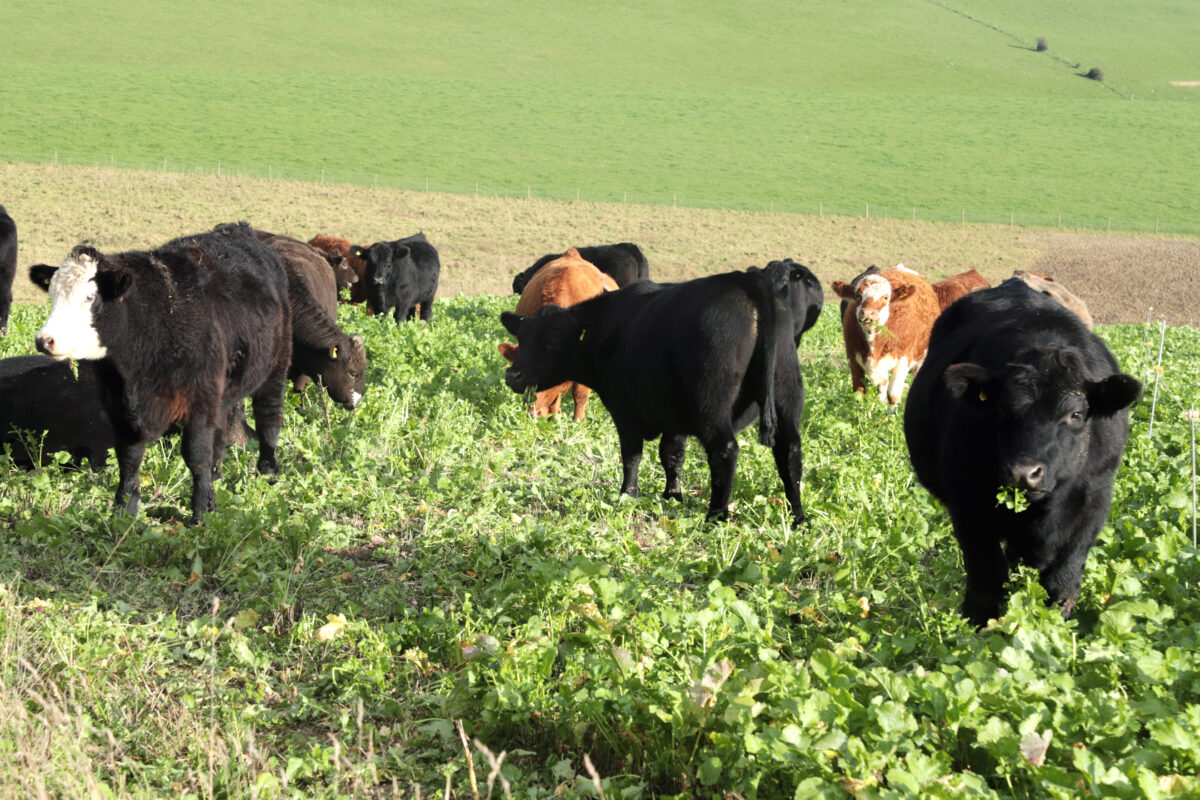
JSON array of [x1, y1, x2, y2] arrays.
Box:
[[498, 248, 618, 420], [832, 265, 940, 405]]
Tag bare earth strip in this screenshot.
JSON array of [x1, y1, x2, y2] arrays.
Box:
[[3, 161, 1195, 326]]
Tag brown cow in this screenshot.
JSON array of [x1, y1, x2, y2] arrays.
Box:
[[308, 235, 369, 305], [498, 249, 618, 420], [832, 265, 940, 405], [1012, 270, 1093, 329], [932, 269, 989, 310]]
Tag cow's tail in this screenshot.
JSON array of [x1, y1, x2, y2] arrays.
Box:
[[747, 274, 780, 447]]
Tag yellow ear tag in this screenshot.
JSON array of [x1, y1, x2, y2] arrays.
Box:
[[578, 330, 586, 341], [330, 346, 339, 359], [978, 390, 988, 402]]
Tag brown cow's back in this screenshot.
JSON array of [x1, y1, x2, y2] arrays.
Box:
[[932, 269, 989, 311], [309, 234, 368, 304]]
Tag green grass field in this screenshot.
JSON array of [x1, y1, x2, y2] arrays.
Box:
[[3, 0, 1199, 233], [1, 297, 1198, 797]]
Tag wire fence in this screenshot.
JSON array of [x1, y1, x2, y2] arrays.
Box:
[[10, 149, 1199, 238]]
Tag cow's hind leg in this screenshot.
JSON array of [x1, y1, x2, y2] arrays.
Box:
[[249, 378, 287, 475], [616, 428, 644, 498], [659, 433, 687, 501], [181, 423, 218, 524], [700, 429, 739, 521], [419, 298, 435, 322], [771, 425, 805, 527], [571, 384, 590, 421]]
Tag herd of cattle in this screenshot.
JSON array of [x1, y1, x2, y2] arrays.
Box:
[[0, 201, 1143, 626]]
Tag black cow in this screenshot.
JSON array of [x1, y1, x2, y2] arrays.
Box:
[[903, 280, 1141, 627], [753, 259, 824, 346], [512, 243, 649, 295], [501, 269, 806, 525], [0, 355, 114, 469], [0, 205, 16, 334], [351, 232, 440, 322], [30, 222, 292, 524]]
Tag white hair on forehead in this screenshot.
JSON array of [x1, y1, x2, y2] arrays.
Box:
[[893, 263, 918, 275], [38, 252, 108, 360], [857, 274, 892, 304]]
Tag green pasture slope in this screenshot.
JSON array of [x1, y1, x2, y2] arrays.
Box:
[[2, 0, 1198, 234], [1, 297, 1199, 797]]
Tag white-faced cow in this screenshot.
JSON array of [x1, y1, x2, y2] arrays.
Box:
[[512, 243, 649, 295], [501, 269, 807, 526], [351, 232, 441, 323], [30, 222, 292, 524], [0, 205, 16, 334], [904, 279, 1140, 627], [832, 265, 940, 405]]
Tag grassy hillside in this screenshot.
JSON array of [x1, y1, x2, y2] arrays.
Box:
[[2, 1, 1198, 233]]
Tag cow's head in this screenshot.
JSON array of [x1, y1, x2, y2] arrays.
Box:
[[357, 242, 409, 312], [324, 251, 357, 288], [31, 246, 132, 360], [318, 334, 367, 410], [852, 274, 894, 333], [765, 259, 823, 342], [943, 348, 1141, 500], [499, 305, 583, 393]]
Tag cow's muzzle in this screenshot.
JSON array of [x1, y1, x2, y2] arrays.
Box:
[[1005, 462, 1049, 496], [504, 368, 531, 392]]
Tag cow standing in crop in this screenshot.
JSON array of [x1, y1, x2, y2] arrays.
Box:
[[512, 243, 649, 295], [308, 234, 368, 304], [1012, 270, 1093, 329], [832, 265, 940, 404], [0, 205, 16, 334], [256, 231, 366, 408], [352, 232, 441, 322], [498, 248, 618, 420], [904, 280, 1140, 626], [0, 355, 114, 469], [501, 269, 807, 525], [31, 223, 292, 524], [931, 269, 989, 311]]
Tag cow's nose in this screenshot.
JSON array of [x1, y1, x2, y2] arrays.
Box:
[[35, 333, 54, 355], [1009, 463, 1045, 491], [504, 368, 524, 389]]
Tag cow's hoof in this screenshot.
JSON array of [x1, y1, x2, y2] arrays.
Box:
[[705, 508, 730, 523], [662, 489, 683, 502], [620, 487, 639, 499]]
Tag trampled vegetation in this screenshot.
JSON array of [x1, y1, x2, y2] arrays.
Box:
[[3, 0, 1200, 234], [2, 295, 1198, 798]]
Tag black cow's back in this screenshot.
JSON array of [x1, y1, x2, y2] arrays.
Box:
[[513, 242, 649, 294], [0, 355, 113, 469], [0, 204, 16, 334]]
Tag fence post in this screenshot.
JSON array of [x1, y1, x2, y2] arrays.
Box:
[[865, 203, 869, 219], [1148, 320, 1166, 441]]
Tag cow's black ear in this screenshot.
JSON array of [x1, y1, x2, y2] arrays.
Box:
[[96, 268, 134, 301], [500, 311, 524, 337], [944, 363, 992, 401], [1086, 374, 1142, 417], [29, 265, 57, 292], [351, 245, 365, 260]]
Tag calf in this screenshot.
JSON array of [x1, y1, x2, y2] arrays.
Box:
[[904, 280, 1140, 627], [498, 248, 618, 420], [308, 234, 367, 302], [501, 269, 806, 525], [352, 232, 441, 322], [0, 205, 16, 334], [1012, 270, 1093, 329], [831, 266, 939, 404], [30, 222, 292, 524], [512, 242, 649, 294], [931, 269, 989, 311], [0, 355, 114, 469], [257, 231, 366, 408]]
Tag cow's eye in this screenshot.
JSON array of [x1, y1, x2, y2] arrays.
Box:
[[1065, 409, 1085, 425], [85, 292, 96, 302]]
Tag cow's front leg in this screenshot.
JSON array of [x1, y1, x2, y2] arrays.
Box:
[[113, 439, 147, 518], [617, 428, 644, 498], [1037, 525, 1102, 619], [701, 432, 739, 521], [886, 356, 912, 405], [181, 423, 217, 524], [659, 433, 687, 501], [250, 379, 287, 475], [955, 525, 1011, 628]]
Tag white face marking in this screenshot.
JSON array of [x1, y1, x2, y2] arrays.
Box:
[[37, 254, 108, 360], [856, 275, 891, 335], [349, 391, 362, 408]]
